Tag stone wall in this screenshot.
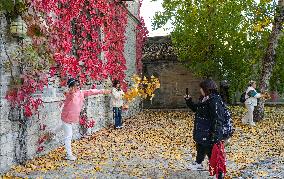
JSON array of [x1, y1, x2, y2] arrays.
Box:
[[141, 36, 284, 108], [0, 1, 140, 174], [142, 60, 201, 109]]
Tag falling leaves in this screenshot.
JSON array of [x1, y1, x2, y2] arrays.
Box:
[[2, 106, 284, 178], [124, 75, 160, 102]]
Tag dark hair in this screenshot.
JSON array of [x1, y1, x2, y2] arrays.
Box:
[[67, 78, 76, 88], [248, 80, 256, 87], [199, 79, 218, 96], [112, 79, 120, 88]]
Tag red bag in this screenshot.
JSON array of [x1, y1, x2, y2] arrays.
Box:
[[209, 141, 226, 178]]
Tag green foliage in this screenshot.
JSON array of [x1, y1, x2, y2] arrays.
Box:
[[0, 0, 15, 13], [3, 39, 53, 87], [153, 0, 283, 94], [0, 0, 27, 19], [270, 37, 284, 94]]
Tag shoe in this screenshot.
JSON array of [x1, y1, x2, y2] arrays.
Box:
[[66, 155, 77, 161], [187, 162, 204, 171], [241, 119, 248, 124], [249, 122, 256, 126]]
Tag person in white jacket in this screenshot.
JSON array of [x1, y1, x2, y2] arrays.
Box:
[[241, 81, 262, 126], [111, 80, 125, 129]]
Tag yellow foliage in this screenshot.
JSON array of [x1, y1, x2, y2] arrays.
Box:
[[253, 16, 271, 32], [124, 75, 160, 102], [2, 106, 284, 178], [261, 0, 273, 3]]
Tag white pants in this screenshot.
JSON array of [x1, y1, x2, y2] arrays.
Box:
[[242, 104, 254, 124], [54, 121, 73, 156]]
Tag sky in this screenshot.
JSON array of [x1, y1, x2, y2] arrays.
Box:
[[140, 0, 172, 37]]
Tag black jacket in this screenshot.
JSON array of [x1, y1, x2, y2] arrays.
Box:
[[185, 93, 225, 145]]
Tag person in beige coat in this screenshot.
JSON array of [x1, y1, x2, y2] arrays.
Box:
[[241, 81, 262, 126], [111, 80, 125, 129]]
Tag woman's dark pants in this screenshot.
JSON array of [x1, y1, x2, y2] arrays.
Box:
[[113, 107, 122, 128]]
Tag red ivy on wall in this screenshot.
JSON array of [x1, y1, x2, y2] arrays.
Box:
[[30, 0, 128, 83], [136, 0, 149, 74], [5, 0, 148, 117], [5, 70, 48, 117]]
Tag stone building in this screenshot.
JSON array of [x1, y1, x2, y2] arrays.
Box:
[[0, 2, 140, 174], [142, 36, 284, 108], [142, 36, 202, 109]]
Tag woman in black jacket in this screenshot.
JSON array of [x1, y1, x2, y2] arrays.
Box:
[[185, 79, 225, 171]]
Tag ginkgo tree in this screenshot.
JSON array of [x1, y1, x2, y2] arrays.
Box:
[[254, 0, 284, 121], [152, 0, 284, 112]]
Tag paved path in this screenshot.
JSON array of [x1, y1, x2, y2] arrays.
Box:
[[3, 109, 284, 179]]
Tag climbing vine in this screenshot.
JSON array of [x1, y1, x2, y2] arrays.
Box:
[[3, 0, 148, 117], [4, 40, 51, 117], [29, 0, 129, 83], [136, 0, 148, 74]]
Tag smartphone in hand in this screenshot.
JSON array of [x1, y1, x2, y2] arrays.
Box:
[[184, 88, 190, 99], [186, 88, 189, 96]]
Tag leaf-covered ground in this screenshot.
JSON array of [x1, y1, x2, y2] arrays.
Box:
[[2, 106, 284, 179]]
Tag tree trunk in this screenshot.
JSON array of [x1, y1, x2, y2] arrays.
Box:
[[254, 0, 284, 121]]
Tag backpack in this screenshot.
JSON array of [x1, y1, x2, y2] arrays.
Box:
[[240, 92, 246, 103], [221, 101, 234, 139]]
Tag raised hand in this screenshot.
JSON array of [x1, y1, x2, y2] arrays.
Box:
[[104, 89, 111, 94], [184, 95, 192, 100]]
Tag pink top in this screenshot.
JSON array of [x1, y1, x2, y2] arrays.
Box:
[[61, 89, 105, 123]]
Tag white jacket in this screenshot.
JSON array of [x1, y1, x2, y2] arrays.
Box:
[[245, 86, 261, 106], [111, 87, 124, 107]]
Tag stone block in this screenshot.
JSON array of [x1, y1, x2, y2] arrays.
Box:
[[26, 136, 38, 159], [0, 134, 6, 147], [26, 120, 39, 136], [0, 155, 15, 175], [0, 139, 14, 156], [0, 119, 12, 135]]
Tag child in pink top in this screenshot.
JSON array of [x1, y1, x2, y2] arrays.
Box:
[[53, 78, 110, 160]]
